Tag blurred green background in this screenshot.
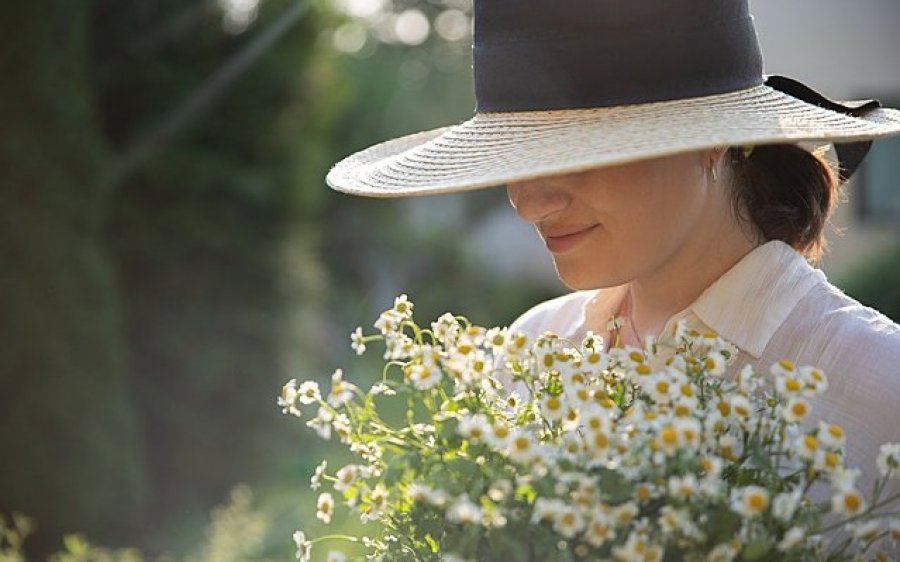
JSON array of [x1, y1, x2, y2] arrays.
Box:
[[0, 0, 555, 559], [1, 0, 898, 560]]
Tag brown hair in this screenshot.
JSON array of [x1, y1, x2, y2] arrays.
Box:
[[726, 144, 842, 262]]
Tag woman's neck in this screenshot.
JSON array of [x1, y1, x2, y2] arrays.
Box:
[[625, 221, 761, 341]]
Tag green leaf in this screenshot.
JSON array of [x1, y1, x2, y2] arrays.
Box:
[[383, 455, 408, 486], [741, 535, 771, 560], [438, 417, 460, 443], [425, 533, 440, 553], [62, 534, 89, 554]]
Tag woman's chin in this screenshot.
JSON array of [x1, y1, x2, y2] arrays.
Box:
[[553, 262, 628, 291], [554, 268, 605, 291]]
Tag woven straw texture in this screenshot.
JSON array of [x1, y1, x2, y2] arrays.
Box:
[[326, 85, 900, 197]]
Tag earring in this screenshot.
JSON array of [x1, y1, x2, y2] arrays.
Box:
[[710, 163, 718, 183]]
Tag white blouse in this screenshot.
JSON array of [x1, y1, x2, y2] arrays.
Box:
[[508, 239, 900, 511]]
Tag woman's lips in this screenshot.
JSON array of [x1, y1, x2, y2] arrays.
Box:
[[544, 224, 600, 253]]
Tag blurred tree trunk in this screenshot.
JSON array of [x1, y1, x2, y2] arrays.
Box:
[[0, 0, 147, 552]]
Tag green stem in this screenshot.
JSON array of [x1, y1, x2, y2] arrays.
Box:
[[310, 534, 360, 544], [813, 491, 900, 536]]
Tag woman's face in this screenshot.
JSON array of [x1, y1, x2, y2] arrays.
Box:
[[506, 150, 728, 290]]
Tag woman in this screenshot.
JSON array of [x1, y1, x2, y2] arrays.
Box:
[[326, 0, 900, 529]]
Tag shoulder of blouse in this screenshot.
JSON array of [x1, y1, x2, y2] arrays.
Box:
[[508, 290, 598, 340], [790, 278, 900, 361]]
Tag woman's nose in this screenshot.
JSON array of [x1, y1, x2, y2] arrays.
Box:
[[506, 179, 572, 223]]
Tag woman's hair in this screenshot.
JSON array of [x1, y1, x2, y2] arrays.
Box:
[[726, 144, 842, 262]]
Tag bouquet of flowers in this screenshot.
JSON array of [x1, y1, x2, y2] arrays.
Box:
[[280, 295, 900, 562]]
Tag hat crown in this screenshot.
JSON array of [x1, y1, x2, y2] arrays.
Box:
[[473, 0, 764, 112]]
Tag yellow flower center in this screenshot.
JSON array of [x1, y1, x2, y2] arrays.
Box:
[[660, 426, 677, 445], [844, 492, 861, 512], [804, 435, 819, 451], [791, 401, 808, 417], [779, 359, 795, 371], [785, 378, 802, 392], [747, 493, 767, 511]]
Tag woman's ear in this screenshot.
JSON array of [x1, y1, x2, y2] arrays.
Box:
[[705, 147, 728, 184]]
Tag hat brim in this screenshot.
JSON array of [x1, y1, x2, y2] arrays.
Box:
[[326, 84, 900, 198]]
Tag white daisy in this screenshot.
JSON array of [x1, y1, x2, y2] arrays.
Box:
[[877, 443, 900, 478], [278, 379, 302, 417], [310, 460, 327, 490], [392, 294, 414, 318], [539, 392, 567, 422], [772, 489, 802, 522], [293, 530, 312, 562], [374, 308, 403, 335], [781, 397, 811, 423], [316, 492, 335, 524], [327, 369, 357, 406], [730, 486, 769, 519], [506, 430, 536, 463], [817, 422, 846, 450], [334, 464, 360, 492], [848, 519, 882, 541], [668, 474, 699, 500], [703, 351, 727, 376], [777, 526, 806, 552], [583, 510, 616, 547], [830, 488, 866, 516], [800, 365, 828, 395], [458, 413, 490, 443], [552, 505, 585, 538], [446, 495, 482, 525], [350, 326, 366, 355], [409, 362, 443, 390]]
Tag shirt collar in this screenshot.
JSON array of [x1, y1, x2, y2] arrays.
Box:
[[689, 240, 826, 359]]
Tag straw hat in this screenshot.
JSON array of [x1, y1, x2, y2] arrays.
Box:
[[326, 0, 900, 198]]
